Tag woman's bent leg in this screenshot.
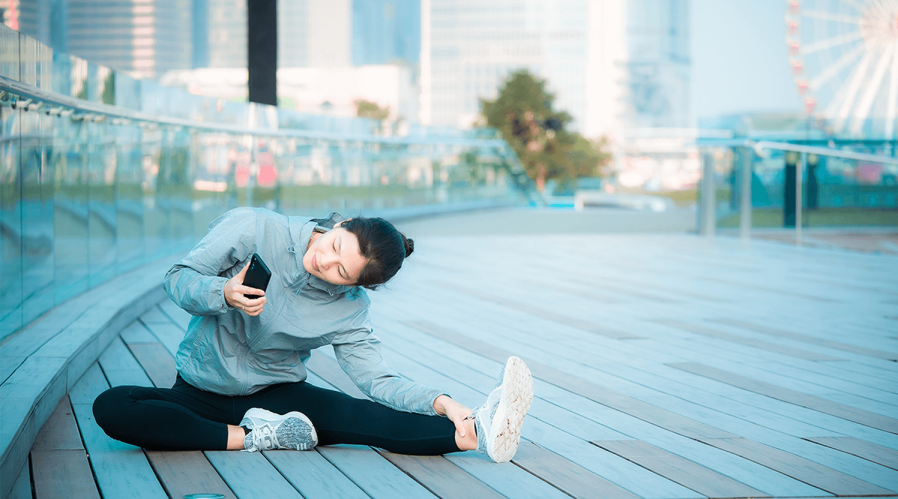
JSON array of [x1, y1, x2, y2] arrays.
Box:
[[92, 382, 231, 451], [242, 383, 458, 455]]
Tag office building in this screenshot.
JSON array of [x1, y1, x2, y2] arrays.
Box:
[[352, 0, 420, 66], [421, 0, 690, 137]]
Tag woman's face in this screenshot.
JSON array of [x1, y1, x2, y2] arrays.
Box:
[[303, 226, 368, 286]]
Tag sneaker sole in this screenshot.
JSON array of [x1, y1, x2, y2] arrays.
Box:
[[487, 356, 534, 463], [241, 408, 319, 450]]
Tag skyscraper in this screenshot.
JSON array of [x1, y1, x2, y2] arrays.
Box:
[[17, 0, 193, 79], [622, 0, 689, 129], [420, 0, 690, 136], [352, 0, 420, 66]]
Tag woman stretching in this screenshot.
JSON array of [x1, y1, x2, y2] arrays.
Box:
[[93, 207, 533, 463]]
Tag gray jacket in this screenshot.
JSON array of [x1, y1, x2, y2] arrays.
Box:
[[163, 207, 444, 416]]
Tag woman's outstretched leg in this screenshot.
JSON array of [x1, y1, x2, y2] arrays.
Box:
[[240, 382, 461, 455]]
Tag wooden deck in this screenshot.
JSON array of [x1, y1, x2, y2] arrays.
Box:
[[13, 232, 898, 498]]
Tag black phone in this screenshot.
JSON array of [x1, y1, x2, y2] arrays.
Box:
[[243, 253, 271, 300]]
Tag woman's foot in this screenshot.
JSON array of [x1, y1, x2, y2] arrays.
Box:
[[240, 408, 318, 452], [472, 356, 534, 463]]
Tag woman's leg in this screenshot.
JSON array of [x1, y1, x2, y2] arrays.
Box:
[[92, 377, 235, 450], [239, 382, 460, 455]]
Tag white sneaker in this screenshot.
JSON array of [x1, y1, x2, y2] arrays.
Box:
[[240, 408, 318, 452], [472, 356, 534, 463]]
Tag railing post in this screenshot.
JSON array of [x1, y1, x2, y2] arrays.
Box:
[[797, 151, 805, 245], [740, 147, 752, 240], [700, 150, 715, 236]]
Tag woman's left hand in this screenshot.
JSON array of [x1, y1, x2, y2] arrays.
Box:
[[433, 395, 472, 437]]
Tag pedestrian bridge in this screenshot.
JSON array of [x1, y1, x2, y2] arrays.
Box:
[[4, 209, 898, 498]]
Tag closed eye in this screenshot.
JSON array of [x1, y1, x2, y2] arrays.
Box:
[[335, 238, 347, 280]]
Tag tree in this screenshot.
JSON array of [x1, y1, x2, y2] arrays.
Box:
[[355, 99, 390, 121], [480, 70, 611, 191]]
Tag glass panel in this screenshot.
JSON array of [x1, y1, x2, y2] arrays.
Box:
[[115, 123, 144, 274], [0, 104, 23, 339], [87, 119, 117, 288], [21, 101, 54, 325], [53, 111, 89, 304], [141, 126, 167, 261]]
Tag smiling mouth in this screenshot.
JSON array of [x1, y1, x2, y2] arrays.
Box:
[[312, 254, 320, 273]]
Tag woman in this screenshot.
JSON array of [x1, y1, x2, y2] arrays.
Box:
[[93, 207, 533, 463]]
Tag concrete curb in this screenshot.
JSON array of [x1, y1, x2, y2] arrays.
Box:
[[0, 257, 176, 499]]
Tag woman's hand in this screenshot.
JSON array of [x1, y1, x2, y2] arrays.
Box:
[[433, 395, 472, 438], [223, 262, 267, 316]]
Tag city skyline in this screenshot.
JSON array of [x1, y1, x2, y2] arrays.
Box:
[[6, 0, 807, 134]]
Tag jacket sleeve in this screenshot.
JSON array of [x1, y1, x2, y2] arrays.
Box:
[[332, 327, 448, 416], [163, 208, 257, 316]]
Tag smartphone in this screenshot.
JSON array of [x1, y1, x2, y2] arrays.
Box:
[[243, 253, 271, 300]]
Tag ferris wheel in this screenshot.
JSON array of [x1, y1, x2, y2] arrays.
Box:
[[785, 0, 898, 139]]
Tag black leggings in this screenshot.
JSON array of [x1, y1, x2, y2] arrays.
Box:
[[92, 376, 459, 455]]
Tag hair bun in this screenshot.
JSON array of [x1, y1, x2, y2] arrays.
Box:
[[403, 236, 414, 258]]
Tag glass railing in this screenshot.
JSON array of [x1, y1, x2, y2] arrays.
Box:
[[695, 137, 898, 232], [0, 25, 537, 341]]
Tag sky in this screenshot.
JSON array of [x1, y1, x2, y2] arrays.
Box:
[[689, 0, 804, 125]]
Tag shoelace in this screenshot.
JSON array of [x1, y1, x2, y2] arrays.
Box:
[[250, 424, 276, 450]]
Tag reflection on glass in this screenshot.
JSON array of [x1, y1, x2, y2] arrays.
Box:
[[1, 24, 528, 341], [21, 108, 54, 324], [87, 120, 117, 288], [53, 112, 90, 304], [0, 106, 23, 339]]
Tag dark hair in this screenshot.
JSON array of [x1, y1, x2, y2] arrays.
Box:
[[342, 217, 414, 289]]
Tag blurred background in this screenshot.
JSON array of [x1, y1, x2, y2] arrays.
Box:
[[1, 0, 897, 338]]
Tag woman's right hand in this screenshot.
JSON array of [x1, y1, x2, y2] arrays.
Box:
[[224, 263, 267, 316]]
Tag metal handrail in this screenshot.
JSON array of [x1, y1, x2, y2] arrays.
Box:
[[1, 73, 546, 207], [753, 141, 898, 165], [699, 140, 897, 243], [0, 74, 507, 148]]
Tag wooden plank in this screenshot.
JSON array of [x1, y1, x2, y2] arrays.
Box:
[[204, 451, 303, 499], [520, 417, 699, 498], [317, 445, 437, 499], [139, 305, 174, 325], [669, 362, 898, 434], [146, 451, 236, 499], [699, 437, 896, 496], [126, 342, 177, 388], [32, 395, 83, 451], [444, 452, 573, 499], [69, 363, 111, 406], [141, 321, 186, 357], [592, 440, 768, 498], [511, 441, 642, 499], [305, 350, 368, 399], [264, 449, 370, 499], [7, 460, 32, 499], [119, 321, 157, 344], [378, 452, 506, 499], [404, 319, 736, 440], [432, 280, 642, 339], [31, 450, 101, 499], [805, 436, 898, 471], [655, 320, 842, 361], [712, 318, 898, 360], [98, 336, 154, 388], [158, 299, 192, 330], [70, 401, 168, 499]]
